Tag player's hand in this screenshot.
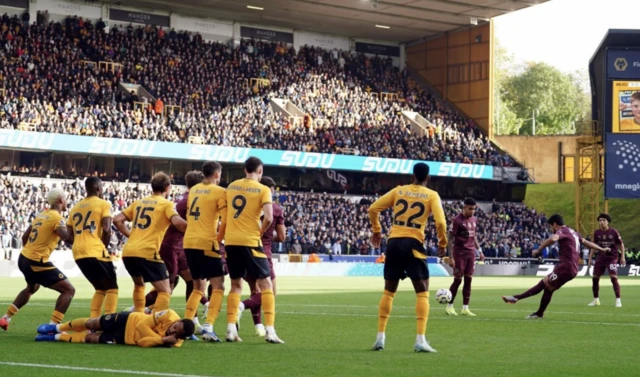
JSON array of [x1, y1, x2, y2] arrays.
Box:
[[162, 335, 178, 347], [620, 257, 626, 267], [587, 260, 592, 267], [532, 249, 539, 258], [603, 247, 611, 253], [479, 253, 485, 262], [437, 247, 447, 258], [371, 232, 382, 248], [448, 258, 455, 268]]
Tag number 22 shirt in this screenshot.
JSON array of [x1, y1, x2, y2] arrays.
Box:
[[122, 195, 179, 261], [369, 184, 448, 248]]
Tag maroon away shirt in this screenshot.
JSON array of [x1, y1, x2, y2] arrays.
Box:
[[161, 191, 188, 249], [593, 227, 622, 260], [452, 214, 477, 255], [556, 226, 581, 273]]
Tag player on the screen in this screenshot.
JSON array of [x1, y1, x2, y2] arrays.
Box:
[[502, 214, 610, 319], [369, 162, 447, 353], [587, 213, 625, 308], [445, 197, 484, 317], [619, 92, 640, 131]]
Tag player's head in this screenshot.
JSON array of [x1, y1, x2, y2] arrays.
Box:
[[202, 161, 222, 185], [151, 172, 172, 197], [260, 176, 277, 194], [412, 163, 430, 185], [631, 92, 640, 121], [184, 170, 204, 189], [47, 187, 67, 211], [85, 176, 103, 198], [462, 197, 476, 218], [166, 319, 195, 340], [547, 214, 565, 232], [244, 157, 264, 180], [597, 213, 612, 229]]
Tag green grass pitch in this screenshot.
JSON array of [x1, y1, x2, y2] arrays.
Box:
[[0, 276, 638, 377]]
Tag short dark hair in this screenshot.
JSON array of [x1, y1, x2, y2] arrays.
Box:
[[260, 176, 276, 188], [245, 157, 263, 174], [597, 213, 612, 223], [547, 214, 565, 226], [202, 161, 222, 178], [463, 197, 476, 206], [151, 172, 171, 193], [85, 176, 102, 194], [179, 319, 195, 339], [413, 163, 430, 183], [185, 171, 204, 189]]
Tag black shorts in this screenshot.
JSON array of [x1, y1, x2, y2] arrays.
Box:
[[225, 245, 271, 280], [76, 258, 118, 290], [185, 249, 224, 280], [123, 257, 169, 283], [384, 238, 430, 281], [18, 254, 67, 288], [98, 312, 130, 345]]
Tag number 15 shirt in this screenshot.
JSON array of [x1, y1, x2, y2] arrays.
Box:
[[122, 195, 179, 261], [369, 184, 448, 248]]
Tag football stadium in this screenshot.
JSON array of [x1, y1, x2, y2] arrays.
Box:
[[0, 0, 639, 376]]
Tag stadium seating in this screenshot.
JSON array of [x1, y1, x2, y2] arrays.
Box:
[[0, 16, 515, 166], [0, 175, 547, 258]]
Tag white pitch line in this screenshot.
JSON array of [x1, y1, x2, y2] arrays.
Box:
[[0, 361, 222, 377]]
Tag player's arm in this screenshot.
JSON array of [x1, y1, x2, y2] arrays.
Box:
[[101, 202, 113, 248], [431, 194, 448, 253], [113, 212, 131, 238], [581, 237, 609, 253], [368, 189, 395, 247], [533, 234, 559, 257], [135, 312, 167, 348], [616, 230, 626, 265], [274, 214, 286, 242], [55, 220, 69, 241], [475, 238, 484, 261], [216, 194, 227, 243], [21, 225, 32, 245], [587, 249, 596, 267], [65, 225, 75, 245], [166, 201, 187, 232], [261, 203, 273, 237]]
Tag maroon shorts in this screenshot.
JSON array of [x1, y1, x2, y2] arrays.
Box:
[[453, 252, 475, 278], [244, 246, 275, 282], [548, 264, 577, 289], [593, 255, 619, 278], [159, 242, 189, 277]]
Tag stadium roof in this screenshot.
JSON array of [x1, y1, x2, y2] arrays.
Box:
[[104, 0, 549, 43]]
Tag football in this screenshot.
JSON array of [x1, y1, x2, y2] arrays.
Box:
[[435, 288, 452, 304]]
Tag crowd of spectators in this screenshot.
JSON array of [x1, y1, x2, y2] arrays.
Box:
[[0, 13, 515, 166]]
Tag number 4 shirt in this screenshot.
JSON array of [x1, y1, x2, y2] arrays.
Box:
[[122, 195, 179, 261], [183, 183, 227, 255], [67, 196, 112, 261], [369, 184, 448, 248]]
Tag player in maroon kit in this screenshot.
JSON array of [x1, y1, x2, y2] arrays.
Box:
[[236, 176, 285, 337], [502, 214, 610, 319], [445, 198, 484, 317], [142, 171, 209, 331], [587, 213, 626, 308]]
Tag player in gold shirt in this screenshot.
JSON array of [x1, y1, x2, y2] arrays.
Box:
[[35, 309, 195, 348], [183, 161, 227, 342], [113, 173, 187, 314], [368, 162, 447, 353], [0, 188, 74, 331], [220, 157, 283, 344], [66, 177, 118, 319]]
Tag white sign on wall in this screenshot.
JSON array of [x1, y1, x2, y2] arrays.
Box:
[[295, 31, 349, 52], [172, 15, 233, 40], [37, 0, 101, 19]]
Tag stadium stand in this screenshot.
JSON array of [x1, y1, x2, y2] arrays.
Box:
[[0, 16, 514, 166]]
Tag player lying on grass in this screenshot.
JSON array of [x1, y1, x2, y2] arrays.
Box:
[[35, 309, 194, 348], [502, 214, 610, 319]]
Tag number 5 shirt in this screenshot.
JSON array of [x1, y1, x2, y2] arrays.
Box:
[[368, 184, 448, 248], [121, 195, 179, 261]]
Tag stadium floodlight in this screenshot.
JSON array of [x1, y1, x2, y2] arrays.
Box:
[[470, 18, 478, 25], [375, 25, 390, 29], [247, 5, 264, 11]]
